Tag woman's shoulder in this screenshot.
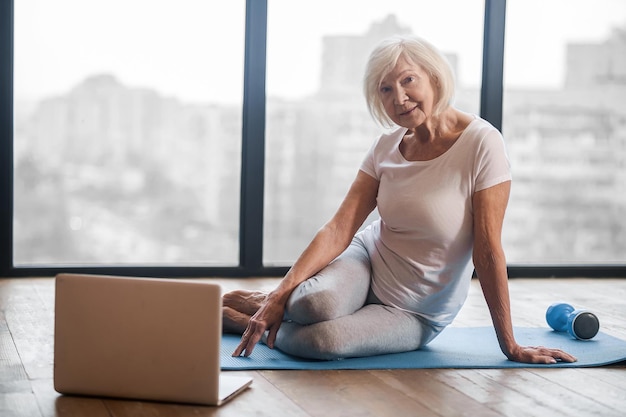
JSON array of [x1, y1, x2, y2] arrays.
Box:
[[465, 115, 501, 135], [371, 126, 406, 151], [458, 115, 503, 147]]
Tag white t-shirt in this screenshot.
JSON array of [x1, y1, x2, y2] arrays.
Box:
[[358, 117, 512, 327]]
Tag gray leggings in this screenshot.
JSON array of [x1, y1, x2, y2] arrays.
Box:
[[273, 236, 443, 360]]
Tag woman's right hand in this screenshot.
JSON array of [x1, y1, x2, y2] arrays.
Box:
[[231, 293, 286, 357]]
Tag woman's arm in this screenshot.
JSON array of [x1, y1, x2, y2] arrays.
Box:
[[472, 181, 576, 363], [233, 170, 379, 357]]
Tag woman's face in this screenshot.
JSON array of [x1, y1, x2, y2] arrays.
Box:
[[379, 54, 438, 129]]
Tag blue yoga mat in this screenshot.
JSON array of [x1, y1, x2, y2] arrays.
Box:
[[221, 327, 626, 370]]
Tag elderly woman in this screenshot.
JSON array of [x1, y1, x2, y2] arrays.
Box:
[[224, 35, 576, 364]]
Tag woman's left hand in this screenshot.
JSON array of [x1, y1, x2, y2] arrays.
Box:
[[506, 345, 577, 364]]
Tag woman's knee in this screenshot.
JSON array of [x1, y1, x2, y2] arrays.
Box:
[[285, 285, 345, 324], [284, 242, 372, 324]]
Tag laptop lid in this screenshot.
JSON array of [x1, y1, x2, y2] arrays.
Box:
[[54, 273, 251, 406]]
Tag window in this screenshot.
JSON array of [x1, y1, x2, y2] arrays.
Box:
[[263, 0, 484, 264], [3, 0, 625, 277], [502, 0, 626, 264], [13, 0, 245, 266]]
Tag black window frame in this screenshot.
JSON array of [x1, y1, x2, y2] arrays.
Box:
[[1, 0, 624, 278]]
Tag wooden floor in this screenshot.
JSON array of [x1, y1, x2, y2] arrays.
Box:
[[1, 277, 625, 417]]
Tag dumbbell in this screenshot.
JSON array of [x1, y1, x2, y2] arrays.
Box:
[[546, 302, 600, 340]]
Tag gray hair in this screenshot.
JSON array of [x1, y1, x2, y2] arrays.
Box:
[[363, 35, 456, 127]]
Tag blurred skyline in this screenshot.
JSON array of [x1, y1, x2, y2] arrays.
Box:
[[11, 1, 626, 266], [12, 10, 626, 265]]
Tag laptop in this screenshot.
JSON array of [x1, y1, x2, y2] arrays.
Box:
[[54, 273, 252, 406]]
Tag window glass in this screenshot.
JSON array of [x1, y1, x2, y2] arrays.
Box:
[[264, 0, 484, 264], [502, 0, 626, 264], [13, 0, 245, 265]]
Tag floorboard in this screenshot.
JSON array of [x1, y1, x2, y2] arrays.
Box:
[[369, 369, 503, 417], [0, 277, 624, 417]]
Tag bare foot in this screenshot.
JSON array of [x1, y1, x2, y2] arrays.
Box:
[[222, 290, 267, 316], [222, 306, 251, 334]]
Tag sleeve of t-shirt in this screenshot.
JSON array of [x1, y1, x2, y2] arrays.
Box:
[[359, 136, 380, 180], [474, 127, 512, 192]]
